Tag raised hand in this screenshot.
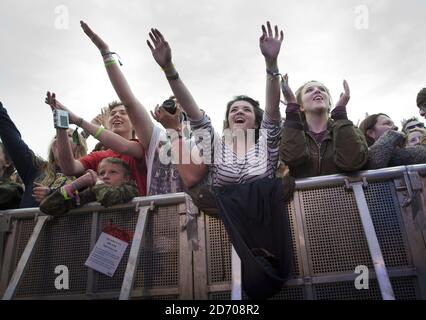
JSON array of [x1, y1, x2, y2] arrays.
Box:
[[100, 107, 110, 128], [90, 107, 109, 129], [150, 104, 182, 132], [45, 91, 80, 125], [281, 74, 297, 105], [147, 28, 172, 69], [335, 80, 350, 108], [80, 20, 109, 53], [259, 21, 284, 63]]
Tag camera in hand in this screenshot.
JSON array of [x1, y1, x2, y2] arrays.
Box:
[[160, 98, 187, 122], [53, 109, 69, 129], [162, 98, 177, 114]]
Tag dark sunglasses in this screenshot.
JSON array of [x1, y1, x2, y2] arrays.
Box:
[[406, 122, 425, 131]]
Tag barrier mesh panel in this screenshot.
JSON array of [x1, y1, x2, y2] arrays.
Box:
[[94, 207, 138, 292], [206, 202, 300, 284], [301, 183, 410, 275], [15, 215, 92, 297], [302, 186, 375, 274], [286, 202, 301, 277], [209, 291, 231, 300], [134, 205, 179, 289], [267, 285, 305, 300], [94, 205, 180, 292], [314, 277, 418, 300], [364, 182, 410, 267], [208, 285, 305, 300], [206, 215, 232, 284], [14, 218, 36, 263]]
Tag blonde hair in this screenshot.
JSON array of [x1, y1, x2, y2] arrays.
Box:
[[38, 130, 87, 186], [99, 157, 132, 178], [405, 127, 426, 147], [295, 80, 333, 113]]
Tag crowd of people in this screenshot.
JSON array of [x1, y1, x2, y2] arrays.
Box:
[[1, 20, 426, 299]]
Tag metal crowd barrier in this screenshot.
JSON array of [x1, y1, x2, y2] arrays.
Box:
[[1, 166, 426, 300], [0, 193, 194, 300]]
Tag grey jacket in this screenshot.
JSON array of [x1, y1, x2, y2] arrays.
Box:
[[368, 130, 426, 169]]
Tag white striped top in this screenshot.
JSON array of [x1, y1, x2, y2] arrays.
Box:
[[190, 111, 282, 187]]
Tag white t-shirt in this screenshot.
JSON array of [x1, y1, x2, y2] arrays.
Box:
[[145, 125, 184, 196]]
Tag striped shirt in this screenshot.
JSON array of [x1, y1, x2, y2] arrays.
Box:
[[190, 111, 282, 187]]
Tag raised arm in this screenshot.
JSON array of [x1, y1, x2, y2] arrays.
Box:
[[151, 105, 208, 187], [45, 92, 85, 176], [279, 75, 309, 167], [147, 29, 203, 121], [80, 21, 153, 150], [46, 92, 144, 159], [330, 81, 368, 171], [259, 21, 283, 121], [0, 102, 41, 186]]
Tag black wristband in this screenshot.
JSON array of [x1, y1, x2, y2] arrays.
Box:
[[166, 72, 179, 81], [266, 69, 281, 77]]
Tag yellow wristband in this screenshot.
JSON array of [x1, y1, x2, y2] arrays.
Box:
[[94, 126, 105, 140], [105, 60, 117, 68], [161, 63, 175, 72]]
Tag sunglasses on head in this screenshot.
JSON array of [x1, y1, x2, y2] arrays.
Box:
[[406, 122, 425, 131]]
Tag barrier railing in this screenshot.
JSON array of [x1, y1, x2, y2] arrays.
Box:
[[1, 166, 426, 300], [196, 165, 426, 300], [0, 193, 194, 300]]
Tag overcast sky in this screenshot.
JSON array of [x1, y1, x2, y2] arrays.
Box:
[[1, 0, 425, 157]]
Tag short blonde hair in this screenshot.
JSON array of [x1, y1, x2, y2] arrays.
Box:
[[295, 80, 333, 112], [98, 157, 131, 178]]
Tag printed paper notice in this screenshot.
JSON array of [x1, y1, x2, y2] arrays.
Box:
[[85, 232, 129, 277]]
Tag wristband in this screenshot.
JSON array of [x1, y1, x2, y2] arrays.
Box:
[[105, 60, 117, 68], [102, 51, 123, 66], [161, 63, 175, 72], [61, 187, 69, 200], [94, 126, 105, 140], [166, 72, 179, 81], [266, 68, 281, 77]]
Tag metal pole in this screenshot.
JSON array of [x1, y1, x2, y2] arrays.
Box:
[[231, 246, 242, 300], [351, 182, 395, 300], [119, 205, 151, 300], [2, 215, 50, 300]]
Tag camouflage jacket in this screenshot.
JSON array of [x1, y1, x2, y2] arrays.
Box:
[[40, 181, 139, 217], [0, 181, 23, 210]]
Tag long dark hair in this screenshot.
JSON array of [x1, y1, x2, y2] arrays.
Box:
[[359, 113, 391, 147], [223, 95, 264, 142]]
